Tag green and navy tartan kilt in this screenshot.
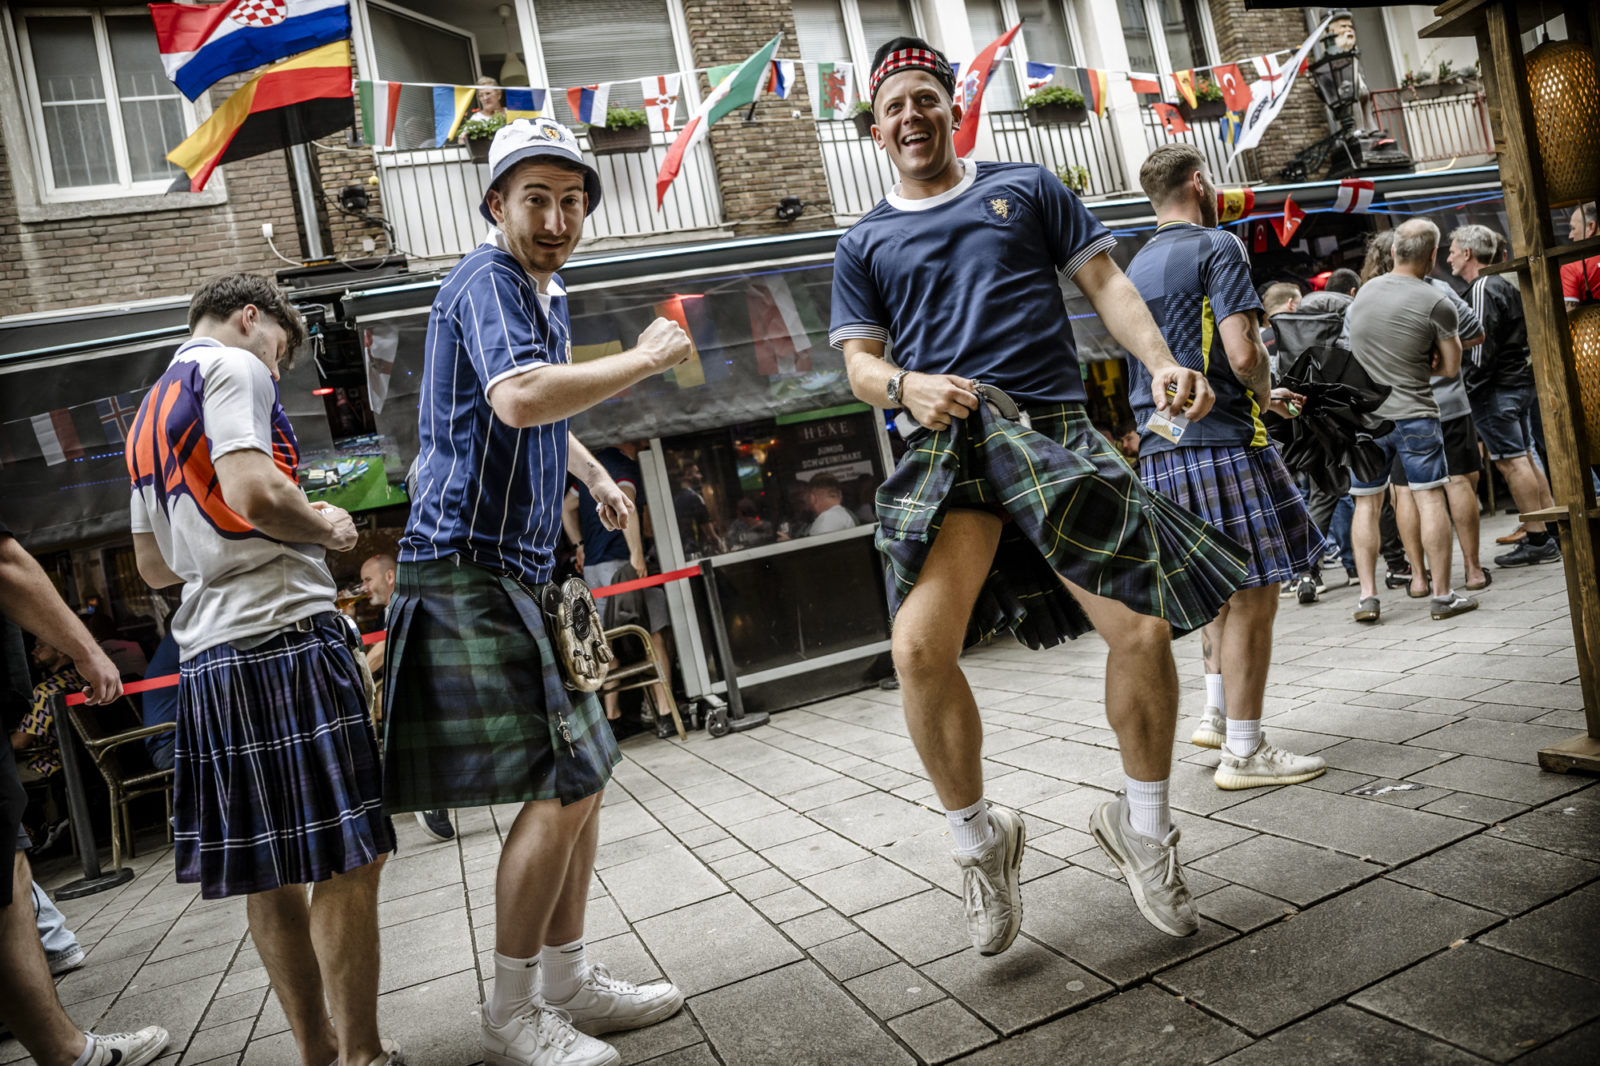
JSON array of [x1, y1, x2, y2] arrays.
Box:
[[381, 555, 620, 813], [173, 613, 395, 900], [1141, 444, 1328, 589], [877, 403, 1249, 648]]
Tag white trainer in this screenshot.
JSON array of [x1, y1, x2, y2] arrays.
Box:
[[1190, 706, 1225, 749], [1214, 736, 1326, 790], [81, 1028, 169, 1066], [546, 965, 685, 1037], [482, 1004, 619, 1066], [1089, 794, 1198, 938], [953, 803, 1026, 956]]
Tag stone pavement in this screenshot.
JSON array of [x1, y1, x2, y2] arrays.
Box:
[[7, 513, 1600, 1066]]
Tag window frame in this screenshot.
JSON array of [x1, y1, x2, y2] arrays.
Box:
[[1137, 0, 1219, 77], [991, 0, 1086, 100], [14, 5, 201, 203]]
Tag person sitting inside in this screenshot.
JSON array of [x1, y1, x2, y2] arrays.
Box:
[[11, 639, 80, 848], [725, 497, 776, 550], [805, 473, 857, 535], [457, 76, 506, 146]]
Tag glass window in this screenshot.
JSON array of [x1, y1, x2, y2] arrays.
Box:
[[1120, 0, 1159, 75], [1157, 0, 1210, 71], [1016, 0, 1075, 68], [793, 0, 851, 66], [856, 0, 916, 53], [534, 0, 678, 110], [966, 0, 1019, 110], [106, 15, 187, 182], [366, 1, 477, 149]]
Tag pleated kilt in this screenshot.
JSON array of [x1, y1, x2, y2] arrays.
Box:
[[173, 612, 395, 900], [1141, 444, 1328, 589], [876, 403, 1250, 649], [381, 555, 621, 814]]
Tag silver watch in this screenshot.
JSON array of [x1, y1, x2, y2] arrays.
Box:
[[886, 369, 910, 409]]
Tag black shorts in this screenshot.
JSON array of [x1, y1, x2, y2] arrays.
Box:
[[1392, 414, 1481, 485]]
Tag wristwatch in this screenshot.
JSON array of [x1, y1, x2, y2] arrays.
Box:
[[886, 369, 910, 409]]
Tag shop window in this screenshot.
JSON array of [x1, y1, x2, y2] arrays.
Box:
[[13, 8, 195, 199]]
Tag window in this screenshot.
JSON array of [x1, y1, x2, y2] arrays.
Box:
[[793, 0, 851, 67], [532, 0, 679, 110], [1122, 0, 1214, 78], [365, 1, 478, 150], [15, 8, 194, 199], [968, 0, 1079, 109], [855, 0, 916, 54], [792, 0, 916, 73]]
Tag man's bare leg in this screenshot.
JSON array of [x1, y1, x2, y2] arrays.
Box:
[[248, 885, 341, 1066], [1192, 604, 1229, 746], [650, 631, 674, 719], [1218, 586, 1276, 727], [1351, 492, 1385, 601], [1496, 454, 1555, 533], [1393, 486, 1429, 596], [495, 794, 599, 962], [1, 850, 87, 1066], [1445, 473, 1486, 586], [1413, 487, 1455, 597], [544, 797, 602, 948], [308, 858, 387, 1066]]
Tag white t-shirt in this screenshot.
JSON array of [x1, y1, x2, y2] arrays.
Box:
[[128, 338, 335, 659], [808, 504, 858, 536]]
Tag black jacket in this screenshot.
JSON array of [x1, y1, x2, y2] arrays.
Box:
[[1466, 273, 1533, 396]]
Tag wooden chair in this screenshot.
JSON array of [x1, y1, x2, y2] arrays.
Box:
[[65, 699, 175, 871], [603, 624, 686, 740]]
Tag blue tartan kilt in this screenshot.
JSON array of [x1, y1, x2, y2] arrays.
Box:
[[173, 613, 395, 899], [1141, 444, 1328, 588]]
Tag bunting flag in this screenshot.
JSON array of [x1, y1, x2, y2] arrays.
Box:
[[654, 297, 706, 388], [29, 408, 109, 466], [433, 84, 474, 143], [1129, 72, 1162, 95], [657, 34, 783, 209], [1230, 18, 1329, 163], [1251, 54, 1284, 84], [1273, 195, 1307, 246], [1172, 69, 1199, 109], [1025, 61, 1055, 92], [768, 59, 796, 99], [358, 80, 402, 148], [748, 277, 815, 376], [806, 61, 853, 119], [1214, 63, 1253, 113], [1152, 102, 1189, 135], [1253, 220, 1270, 253], [94, 392, 144, 444], [953, 23, 1021, 158], [1333, 177, 1376, 213], [566, 84, 611, 127], [166, 41, 353, 192], [1217, 187, 1255, 224], [149, 0, 351, 101], [1075, 67, 1108, 118], [1218, 109, 1243, 150], [641, 73, 681, 132], [503, 88, 548, 120], [362, 326, 397, 415]]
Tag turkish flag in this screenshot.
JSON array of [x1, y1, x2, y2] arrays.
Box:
[[1253, 221, 1269, 253], [1152, 102, 1189, 135], [1214, 64, 1253, 113], [1272, 195, 1307, 246]]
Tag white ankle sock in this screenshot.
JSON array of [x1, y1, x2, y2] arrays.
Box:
[[947, 799, 994, 855], [1204, 673, 1226, 712], [1226, 717, 1262, 757], [70, 1036, 94, 1066], [1125, 777, 1171, 839], [488, 952, 539, 1027], [540, 938, 590, 1004]]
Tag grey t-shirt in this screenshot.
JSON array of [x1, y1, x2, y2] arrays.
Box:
[[1347, 273, 1460, 421], [1427, 278, 1480, 422]]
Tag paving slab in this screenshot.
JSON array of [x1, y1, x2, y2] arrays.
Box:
[[759, 831, 872, 879], [1267, 702, 1459, 742], [1317, 739, 1456, 779], [778, 907, 856, 949], [608, 1010, 704, 1065], [1478, 880, 1600, 981], [845, 961, 946, 1019], [1211, 1003, 1489, 1065], [598, 844, 728, 922], [1512, 1018, 1600, 1065], [801, 855, 930, 916], [1198, 884, 1299, 933], [1386, 835, 1599, 915], [809, 930, 901, 981], [1213, 786, 1476, 864], [727, 809, 826, 851], [1191, 834, 1380, 906], [806, 791, 940, 848], [920, 939, 1110, 1035], [634, 895, 801, 996], [855, 890, 971, 966], [1421, 792, 1530, 824], [1496, 788, 1600, 862], [888, 1000, 999, 1065]]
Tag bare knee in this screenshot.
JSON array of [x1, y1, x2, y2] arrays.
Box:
[[891, 625, 960, 682], [1103, 611, 1172, 659]]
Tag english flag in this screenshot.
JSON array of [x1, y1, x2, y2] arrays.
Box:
[[640, 74, 680, 133], [1152, 102, 1189, 135], [1214, 63, 1253, 113], [657, 34, 783, 208], [953, 23, 1021, 158], [1333, 178, 1376, 213], [1024, 61, 1055, 92], [566, 84, 611, 127], [149, 0, 350, 101], [768, 59, 796, 99], [1273, 195, 1307, 246]]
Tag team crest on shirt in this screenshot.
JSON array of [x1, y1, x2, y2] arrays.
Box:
[[988, 197, 1010, 220]]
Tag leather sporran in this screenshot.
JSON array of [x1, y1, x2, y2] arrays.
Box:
[[540, 577, 614, 692]]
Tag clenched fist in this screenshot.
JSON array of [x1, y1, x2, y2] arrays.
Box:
[[637, 317, 693, 373]]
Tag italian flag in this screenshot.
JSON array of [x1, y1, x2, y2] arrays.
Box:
[[358, 79, 402, 148], [655, 33, 782, 209]]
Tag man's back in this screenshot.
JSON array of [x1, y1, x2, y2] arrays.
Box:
[[1466, 273, 1532, 394], [1347, 273, 1458, 421]]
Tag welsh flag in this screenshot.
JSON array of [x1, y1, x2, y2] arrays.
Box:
[[656, 33, 782, 209]]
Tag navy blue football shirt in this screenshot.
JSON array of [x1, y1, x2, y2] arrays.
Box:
[[829, 160, 1117, 406]]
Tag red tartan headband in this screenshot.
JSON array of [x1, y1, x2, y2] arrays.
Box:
[[869, 48, 955, 101]]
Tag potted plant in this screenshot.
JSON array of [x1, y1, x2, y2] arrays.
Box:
[[1023, 85, 1088, 126], [585, 106, 651, 155], [851, 100, 874, 137], [1402, 66, 1441, 99], [1460, 57, 1483, 94], [1178, 77, 1227, 120], [1056, 163, 1090, 195], [461, 110, 506, 162]]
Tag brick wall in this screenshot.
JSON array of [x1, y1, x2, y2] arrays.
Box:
[[1206, 0, 1334, 182], [680, 1, 834, 235]]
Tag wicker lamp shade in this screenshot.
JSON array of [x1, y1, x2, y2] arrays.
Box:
[[1573, 305, 1600, 462], [1525, 40, 1600, 207]]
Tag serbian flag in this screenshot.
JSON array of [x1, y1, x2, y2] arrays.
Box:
[[953, 23, 1021, 158], [657, 34, 782, 209], [641, 74, 680, 132], [1025, 61, 1055, 92], [1152, 102, 1189, 135], [504, 88, 548, 120], [1214, 64, 1253, 113], [149, 0, 350, 101], [1171, 70, 1199, 109], [1333, 177, 1376, 213], [768, 59, 796, 99], [357, 80, 401, 148], [1129, 72, 1162, 95], [167, 41, 352, 192], [1075, 68, 1108, 118], [1217, 187, 1255, 223], [566, 84, 611, 127], [1273, 195, 1307, 246]]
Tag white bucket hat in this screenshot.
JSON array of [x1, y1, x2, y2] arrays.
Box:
[[480, 117, 603, 223]]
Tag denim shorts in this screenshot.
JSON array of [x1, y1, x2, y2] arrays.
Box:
[[1350, 417, 1448, 495], [1470, 383, 1538, 461]]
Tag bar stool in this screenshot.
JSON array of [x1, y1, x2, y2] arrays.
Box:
[[603, 624, 686, 740]]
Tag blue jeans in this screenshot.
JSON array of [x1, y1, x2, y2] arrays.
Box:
[[1471, 384, 1538, 461], [1330, 494, 1355, 572], [1351, 417, 1448, 494], [32, 880, 80, 965]]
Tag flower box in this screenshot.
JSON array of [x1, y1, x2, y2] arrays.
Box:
[[587, 124, 652, 155], [467, 137, 493, 163], [1178, 99, 1227, 121], [1027, 101, 1088, 126], [852, 110, 875, 137]]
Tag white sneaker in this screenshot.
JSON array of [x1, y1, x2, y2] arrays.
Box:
[[483, 1004, 619, 1066], [546, 964, 684, 1037], [953, 803, 1025, 956], [1088, 794, 1198, 938], [1214, 736, 1327, 790], [1190, 706, 1225, 749], [82, 1027, 169, 1066]]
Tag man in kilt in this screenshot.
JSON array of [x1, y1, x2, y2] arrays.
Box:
[[127, 275, 398, 1066], [382, 118, 691, 1066], [1125, 146, 1328, 791], [832, 37, 1250, 953]]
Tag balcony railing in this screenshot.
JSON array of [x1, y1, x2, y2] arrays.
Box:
[[989, 110, 1131, 198], [376, 131, 722, 262], [1139, 107, 1258, 186], [1372, 88, 1494, 165], [814, 119, 898, 217]]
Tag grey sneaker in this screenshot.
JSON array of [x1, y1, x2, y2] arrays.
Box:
[[1430, 592, 1479, 620], [82, 1027, 170, 1066], [1353, 596, 1380, 623], [953, 803, 1025, 956], [1190, 706, 1225, 749], [1089, 794, 1198, 938], [1214, 737, 1327, 790]]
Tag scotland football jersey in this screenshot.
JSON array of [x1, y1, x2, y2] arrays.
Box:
[[401, 243, 572, 583], [1125, 221, 1266, 453], [829, 160, 1116, 407]]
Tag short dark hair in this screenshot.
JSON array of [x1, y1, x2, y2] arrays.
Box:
[[1325, 268, 1361, 295], [1139, 144, 1206, 206], [869, 36, 956, 102], [188, 274, 307, 365], [809, 473, 842, 494]]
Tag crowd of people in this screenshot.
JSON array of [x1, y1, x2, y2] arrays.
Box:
[[1, 30, 1594, 1066]]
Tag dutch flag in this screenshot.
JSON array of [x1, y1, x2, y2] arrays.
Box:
[[566, 84, 612, 127], [150, 0, 351, 102]]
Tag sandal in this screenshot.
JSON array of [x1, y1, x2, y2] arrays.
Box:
[[1465, 572, 1493, 592]]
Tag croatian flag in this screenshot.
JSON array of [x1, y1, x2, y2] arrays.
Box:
[[149, 0, 351, 102], [1024, 61, 1055, 92], [1333, 177, 1376, 213], [566, 84, 611, 127]]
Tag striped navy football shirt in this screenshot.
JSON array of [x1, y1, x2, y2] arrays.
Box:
[[401, 243, 572, 583]]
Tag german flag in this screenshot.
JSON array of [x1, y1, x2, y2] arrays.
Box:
[[1074, 67, 1108, 118], [167, 41, 353, 192]]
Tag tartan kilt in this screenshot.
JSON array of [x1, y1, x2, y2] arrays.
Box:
[[381, 556, 620, 813], [876, 403, 1249, 648], [173, 613, 395, 900], [1141, 444, 1329, 589]]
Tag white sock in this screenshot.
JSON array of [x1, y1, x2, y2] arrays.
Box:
[[947, 798, 994, 855], [540, 938, 590, 1004], [1125, 777, 1171, 839], [1226, 717, 1262, 757], [70, 1036, 94, 1066], [487, 952, 539, 1027], [1204, 673, 1226, 713]]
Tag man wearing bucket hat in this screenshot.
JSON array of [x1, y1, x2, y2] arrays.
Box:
[[383, 117, 693, 1066]]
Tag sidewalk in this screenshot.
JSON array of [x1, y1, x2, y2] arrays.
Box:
[[8, 513, 1597, 1066]]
